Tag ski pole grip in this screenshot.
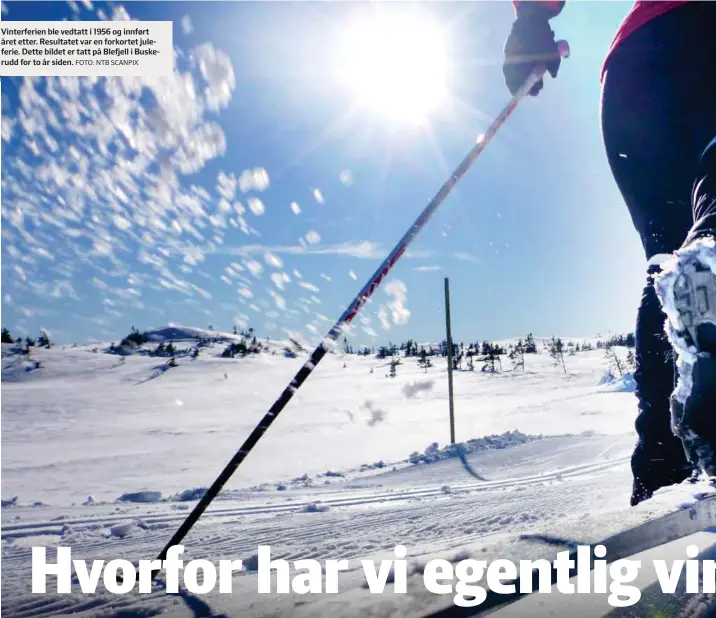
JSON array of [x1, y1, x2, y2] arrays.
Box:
[[520, 40, 570, 99]]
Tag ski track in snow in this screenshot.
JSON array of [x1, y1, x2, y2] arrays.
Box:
[[2, 336, 710, 617], [2, 447, 634, 618]]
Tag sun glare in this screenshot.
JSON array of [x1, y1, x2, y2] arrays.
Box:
[[340, 11, 448, 124]]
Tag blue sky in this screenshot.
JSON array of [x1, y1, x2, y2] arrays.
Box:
[[1, 1, 646, 347]]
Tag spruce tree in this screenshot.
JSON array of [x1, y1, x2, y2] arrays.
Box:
[[549, 337, 566, 373], [509, 339, 525, 371], [626, 350, 636, 374], [524, 333, 537, 354], [1, 327, 13, 344], [482, 343, 499, 373], [37, 330, 51, 349], [605, 345, 625, 378]]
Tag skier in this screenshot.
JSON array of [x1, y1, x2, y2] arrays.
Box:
[[502, 1, 716, 506]]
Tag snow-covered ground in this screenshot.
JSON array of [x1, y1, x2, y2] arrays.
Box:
[[2, 332, 715, 618]]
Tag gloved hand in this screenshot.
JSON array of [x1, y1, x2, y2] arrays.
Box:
[[503, 14, 562, 96]]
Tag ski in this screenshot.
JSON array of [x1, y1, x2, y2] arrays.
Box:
[[423, 494, 716, 618]]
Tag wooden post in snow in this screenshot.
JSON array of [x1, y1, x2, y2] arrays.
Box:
[[444, 277, 456, 444]]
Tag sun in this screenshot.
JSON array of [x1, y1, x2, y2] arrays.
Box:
[[338, 9, 448, 125]]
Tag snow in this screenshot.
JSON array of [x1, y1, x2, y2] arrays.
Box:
[[239, 168, 270, 193], [497, 530, 716, 618], [108, 520, 140, 539], [305, 230, 322, 245], [340, 170, 354, 186], [656, 235, 716, 405], [598, 372, 637, 393], [2, 337, 713, 617], [181, 15, 193, 35], [142, 324, 236, 343], [117, 491, 163, 504]]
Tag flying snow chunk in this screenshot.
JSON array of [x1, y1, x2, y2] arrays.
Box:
[[340, 170, 354, 186], [2, 117, 13, 142], [290, 201, 301, 215], [299, 281, 320, 293], [174, 122, 228, 174], [305, 230, 321, 245], [362, 401, 387, 427], [52, 281, 78, 300], [270, 291, 287, 310], [271, 272, 291, 290], [246, 260, 263, 277], [217, 171, 238, 201], [184, 247, 205, 266], [181, 15, 193, 34], [378, 306, 390, 330], [239, 287, 253, 298], [93, 240, 112, 256], [111, 5, 130, 21], [313, 188, 324, 204], [113, 215, 131, 231], [239, 168, 270, 193], [264, 252, 283, 268], [192, 43, 236, 111], [247, 197, 265, 216], [402, 380, 434, 399], [385, 280, 410, 325], [349, 270, 357, 280]]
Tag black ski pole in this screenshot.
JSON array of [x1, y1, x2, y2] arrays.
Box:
[[147, 41, 570, 580]]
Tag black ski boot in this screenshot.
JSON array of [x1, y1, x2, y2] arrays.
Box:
[[630, 440, 695, 506]]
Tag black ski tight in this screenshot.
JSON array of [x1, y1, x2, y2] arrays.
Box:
[[601, 2, 716, 457]]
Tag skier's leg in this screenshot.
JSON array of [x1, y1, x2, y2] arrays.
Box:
[[629, 272, 693, 505], [600, 115, 693, 505], [603, 2, 716, 487], [655, 136, 716, 475], [599, 5, 712, 504]]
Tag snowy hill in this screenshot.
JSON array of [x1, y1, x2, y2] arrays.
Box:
[[2, 334, 639, 504], [2, 332, 713, 618], [142, 324, 239, 343]]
